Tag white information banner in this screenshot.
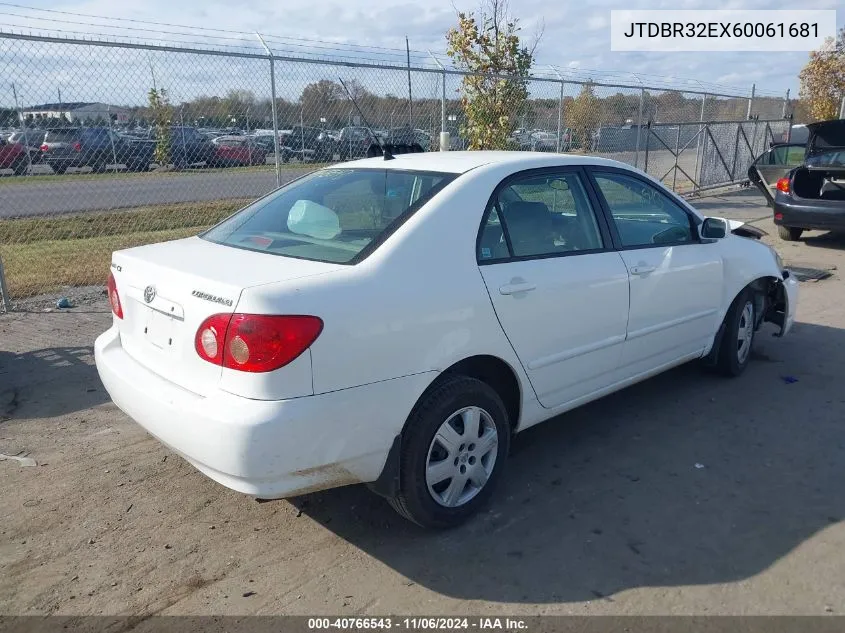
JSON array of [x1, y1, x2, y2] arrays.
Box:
[[610, 10, 837, 52]]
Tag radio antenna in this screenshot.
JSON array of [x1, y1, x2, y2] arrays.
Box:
[[338, 77, 393, 161]]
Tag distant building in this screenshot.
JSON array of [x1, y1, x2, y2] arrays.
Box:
[[22, 102, 130, 124]]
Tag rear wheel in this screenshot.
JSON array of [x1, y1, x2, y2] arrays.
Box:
[[92, 160, 107, 174], [716, 288, 756, 377], [387, 375, 510, 529], [777, 225, 804, 241], [51, 164, 68, 175], [11, 156, 27, 175]]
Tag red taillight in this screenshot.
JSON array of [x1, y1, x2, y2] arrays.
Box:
[[195, 314, 323, 373], [107, 272, 123, 319], [40, 143, 48, 152], [776, 177, 790, 194], [73, 141, 81, 152], [195, 313, 231, 363]]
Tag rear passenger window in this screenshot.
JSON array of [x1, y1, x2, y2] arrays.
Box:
[[478, 171, 604, 261]]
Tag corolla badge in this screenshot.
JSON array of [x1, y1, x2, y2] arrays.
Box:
[[143, 285, 157, 303]]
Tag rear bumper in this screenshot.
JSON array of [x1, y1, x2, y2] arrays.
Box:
[[94, 325, 434, 498], [773, 198, 845, 231], [45, 156, 83, 168]]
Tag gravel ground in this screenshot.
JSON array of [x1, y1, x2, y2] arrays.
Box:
[[1, 190, 844, 616]]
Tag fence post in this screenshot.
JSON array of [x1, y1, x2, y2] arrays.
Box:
[[643, 119, 651, 173], [693, 93, 707, 194], [634, 87, 645, 168], [840, 94, 845, 120], [782, 88, 790, 118], [549, 66, 566, 153], [0, 253, 11, 313], [671, 123, 681, 192], [429, 51, 449, 151], [256, 33, 281, 187], [107, 104, 118, 173], [746, 83, 755, 119]]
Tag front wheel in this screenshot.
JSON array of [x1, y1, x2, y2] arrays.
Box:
[[387, 375, 510, 529], [778, 225, 804, 241], [716, 289, 756, 377]]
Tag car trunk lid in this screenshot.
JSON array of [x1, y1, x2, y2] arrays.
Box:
[[806, 119, 845, 160], [111, 236, 343, 397]]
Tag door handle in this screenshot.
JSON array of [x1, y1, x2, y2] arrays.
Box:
[[630, 265, 656, 276], [499, 282, 536, 295]]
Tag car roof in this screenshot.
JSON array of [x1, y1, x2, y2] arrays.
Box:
[[329, 150, 632, 174]]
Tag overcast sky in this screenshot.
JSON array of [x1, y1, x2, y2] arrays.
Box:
[[4, 0, 842, 104]]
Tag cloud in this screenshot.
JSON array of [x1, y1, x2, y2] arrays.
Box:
[[20, 0, 845, 99]]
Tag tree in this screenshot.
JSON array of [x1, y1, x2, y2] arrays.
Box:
[[568, 82, 601, 151], [446, 0, 537, 150], [799, 27, 845, 122], [148, 87, 172, 165]]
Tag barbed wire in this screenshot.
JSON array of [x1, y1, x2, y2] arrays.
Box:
[[0, 1, 789, 97]]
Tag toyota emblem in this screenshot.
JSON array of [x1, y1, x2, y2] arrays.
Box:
[[143, 285, 156, 303]]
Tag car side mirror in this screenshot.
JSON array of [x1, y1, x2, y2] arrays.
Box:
[[701, 217, 727, 240]]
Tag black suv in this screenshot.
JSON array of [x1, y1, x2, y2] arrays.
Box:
[[41, 127, 155, 174], [281, 126, 335, 163]]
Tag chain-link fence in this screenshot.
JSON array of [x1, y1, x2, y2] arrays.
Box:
[[0, 32, 792, 309]]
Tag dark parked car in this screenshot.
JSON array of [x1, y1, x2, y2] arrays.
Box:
[[0, 137, 29, 175], [41, 127, 155, 174], [748, 119, 845, 241], [333, 126, 380, 160], [281, 126, 335, 163]]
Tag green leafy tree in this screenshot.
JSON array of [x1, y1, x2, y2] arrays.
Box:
[[148, 87, 172, 165], [446, 0, 537, 150], [799, 27, 845, 122], [568, 82, 601, 151]]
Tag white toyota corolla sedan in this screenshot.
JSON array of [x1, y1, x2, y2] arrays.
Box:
[[95, 151, 798, 528]]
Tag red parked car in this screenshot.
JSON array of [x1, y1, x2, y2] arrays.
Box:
[[210, 136, 267, 167], [0, 137, 29, 175]]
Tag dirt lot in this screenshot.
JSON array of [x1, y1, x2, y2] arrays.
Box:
[[2, 188, 844, 616]]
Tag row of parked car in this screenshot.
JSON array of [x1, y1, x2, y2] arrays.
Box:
[[0, 124, 441, 175]]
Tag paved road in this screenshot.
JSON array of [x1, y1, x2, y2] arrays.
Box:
[[1, 149, 692, 218], [2, 200, 844, 615], [0, 167, 312, 218]]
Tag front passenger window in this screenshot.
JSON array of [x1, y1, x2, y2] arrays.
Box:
[[592, 172, 694, 247]]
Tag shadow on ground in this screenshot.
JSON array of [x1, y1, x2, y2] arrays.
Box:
[[0, 346, 108, 420], [802, 231, 845, 251], [291, 321, 845, 603]]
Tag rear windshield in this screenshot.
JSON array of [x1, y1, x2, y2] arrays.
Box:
[[45, 129, 81, 142], [202, 168, 456, 264]]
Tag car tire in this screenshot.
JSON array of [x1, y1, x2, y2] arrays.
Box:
[[51, 164, 67, 175], [715, 288, 756, 377], [387, 375, 510, 529], [92, 161, 107, 174], [777, 225, 803, 241], [11, 156, 27, 175]]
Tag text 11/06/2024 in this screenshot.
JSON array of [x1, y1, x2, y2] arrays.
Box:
[[307, 618, 528, 631]]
